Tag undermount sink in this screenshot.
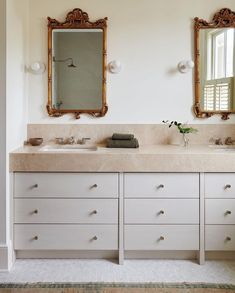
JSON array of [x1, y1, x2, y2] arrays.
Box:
[[209, 145, 235, 152], [39, 145, 98, 152]]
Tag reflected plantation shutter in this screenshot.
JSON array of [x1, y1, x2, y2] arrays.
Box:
[[203, 78, 231, 111]]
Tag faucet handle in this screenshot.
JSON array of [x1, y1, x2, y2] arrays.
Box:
[[225, 137, 235, 145], [55, 137, 65, 145], [79, 137, 91, 145], [210, 137, 223, 145]]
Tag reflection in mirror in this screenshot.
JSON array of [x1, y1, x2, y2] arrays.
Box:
[[199, 28, 235, 112], [47, 8, 108, 119], [194, 8, 235, 120], [52, 29, 103, 111]]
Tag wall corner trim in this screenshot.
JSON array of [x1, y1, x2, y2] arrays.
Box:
[[0, 241, 15, 271]]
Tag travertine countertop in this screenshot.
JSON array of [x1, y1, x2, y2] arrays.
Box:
[[9, 144, 235, 172]]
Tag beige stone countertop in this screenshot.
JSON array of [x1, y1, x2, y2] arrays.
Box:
[[9, 144, 235, 172]]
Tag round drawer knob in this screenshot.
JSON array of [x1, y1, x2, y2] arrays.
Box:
[[33, 209, 38, 214], [93, 236, 98, 241], [34, 236, 38, 240], [158, 184, 164, 189], [225, 184, 232, 189], [159, 210, 165, 215], [92, 210, 98, 214], [159, 236, 165, 241], [32, 184, 38, 188], [226, 210, 232, 215], [226, 236, 231, 241], [91, 184, 98, 189]]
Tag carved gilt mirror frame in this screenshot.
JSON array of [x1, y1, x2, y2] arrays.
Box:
[[47, 8, 108, 119], [194, 8, 235, 120]]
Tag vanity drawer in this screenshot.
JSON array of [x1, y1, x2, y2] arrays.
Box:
[[124, 173, 199, 198], [205, 173, 235, 198], [205, 199, 235, 224], [14, 198, 118, 224], [125, 199, 199, 224], [14, 224, 118, 250], [14, 173, 118, 198], [125, 225, 199, 250], [205, 225, 235, 251]]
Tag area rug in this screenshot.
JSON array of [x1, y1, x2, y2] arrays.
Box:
[[0, 283, 235, 292]]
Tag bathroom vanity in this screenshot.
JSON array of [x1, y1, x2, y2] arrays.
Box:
[[10, 141, 235, 265]]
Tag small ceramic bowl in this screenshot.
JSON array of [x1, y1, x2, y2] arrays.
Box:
[[28, 138, 43, 146]]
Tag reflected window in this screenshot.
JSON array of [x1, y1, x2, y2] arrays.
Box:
[[202, 28, 235, 111]]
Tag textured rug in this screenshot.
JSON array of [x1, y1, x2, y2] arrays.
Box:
[[0, 283, 235, 292]]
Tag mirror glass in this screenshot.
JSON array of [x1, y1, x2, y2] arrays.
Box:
[[52, 29, 103, 110], [199, 28, 235, 112]]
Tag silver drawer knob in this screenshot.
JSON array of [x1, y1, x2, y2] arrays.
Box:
[[225, 210, 232, 215], [225, 184, 231, 189], [91, 184, 98, 189], [33, 236, 38, 240], [226, 236, 231, 241], [159, 236, 165, 241], [158, 184, 164, 189]]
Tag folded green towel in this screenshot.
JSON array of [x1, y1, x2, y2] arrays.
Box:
[[112, 133, 135, 140], [107, 138, 139, 148]]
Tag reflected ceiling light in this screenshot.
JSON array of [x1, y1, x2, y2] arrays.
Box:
[[178, 60, 194, 73], [108, 60, 122, 74], [53, 57, 77, 68]]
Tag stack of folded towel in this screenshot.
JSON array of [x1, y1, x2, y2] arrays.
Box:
[[106, 133, 139, 148]]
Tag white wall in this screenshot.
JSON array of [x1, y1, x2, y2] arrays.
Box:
[[28, 0, 235, 124], [0, 0, 29, 270], [0, 0, 7, 250]]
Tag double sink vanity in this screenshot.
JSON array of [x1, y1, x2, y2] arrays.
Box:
[[10, 124, 235, 265], [8, 6, 235, 266]]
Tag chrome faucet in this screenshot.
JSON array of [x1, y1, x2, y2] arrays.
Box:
[[55, 136, 75, 145], [67, 136, 75, 145]]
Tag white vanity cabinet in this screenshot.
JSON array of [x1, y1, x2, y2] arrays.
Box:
[[13, 173, 119, 253], [205, 173, 235, 251], [124, 173, 200, 252], [13, 171, 235, 263]]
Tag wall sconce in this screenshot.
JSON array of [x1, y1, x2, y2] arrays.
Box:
[[29, 62, 46, 74], [108, 60, 122, 74], [178, 60, 194, 73]]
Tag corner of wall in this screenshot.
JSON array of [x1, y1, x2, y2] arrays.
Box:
[[0, 241, 15, 271]]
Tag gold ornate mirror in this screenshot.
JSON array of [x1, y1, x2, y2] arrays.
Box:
[[194, 8, 235, 120], [47, 8, 108, 119]]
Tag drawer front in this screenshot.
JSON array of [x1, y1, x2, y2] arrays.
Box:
[[14, 173, 118, 198], [14, 199, 118, 224], [205, 225, 235, 251], [205, 199, 235, 224], [124, 173, 199, 198], [125, 199, 199, 224], [14, 224, 118, 250], [205, 173, 235, 198], [125, 225, 199, 250]]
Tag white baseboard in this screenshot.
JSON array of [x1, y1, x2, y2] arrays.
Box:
[[0, 241, 15, 271]]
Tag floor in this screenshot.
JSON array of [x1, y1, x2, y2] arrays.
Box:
[[0, 260, 235, 284]]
